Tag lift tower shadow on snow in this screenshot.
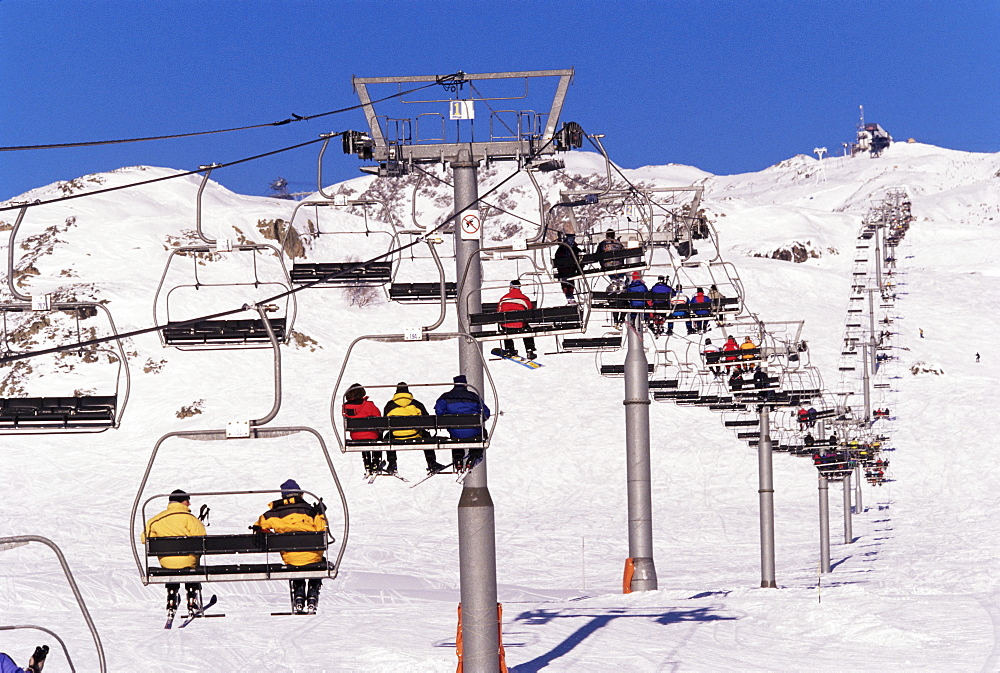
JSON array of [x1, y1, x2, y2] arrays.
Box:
[[344, 69, 577, 673]]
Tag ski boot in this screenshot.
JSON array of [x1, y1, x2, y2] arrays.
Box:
[[290, 580, 306, 615], [306, 579, 322, 615], [186, 584, 203, 616], [166, 585, 180, 618]]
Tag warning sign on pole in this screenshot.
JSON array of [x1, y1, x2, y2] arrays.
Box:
[[460, 210, 482, 241]]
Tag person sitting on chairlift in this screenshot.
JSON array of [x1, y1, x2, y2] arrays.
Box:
[[342, 383, 384, 476], [434, 374, 491, 471], [498, 280, 537, 360], [666, 284, 690, 336], [597, 229, 626, 291], [721, 335, 740, 370], [253, 479, 328, 615], [739, 336, 758, 371], [625, 271, 649, 329], [552, 232, 582, 304], [142, 489, 207, 617], [648, 276, 673, 336], [690, 287, 711, 333], [384, 382, 432, 473], [702, 338, 722, 377]]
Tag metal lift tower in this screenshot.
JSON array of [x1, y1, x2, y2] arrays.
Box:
[[345, 69, 576, 673]]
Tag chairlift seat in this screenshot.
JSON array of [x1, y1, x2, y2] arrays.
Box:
[[344, 414, 487, 449], [647, 379, 679, 389], [561, 337, 621, 351], [163, 318, 287, 345], [388, 282, 458, 302], [469, 305, 583, 339], [291, 261, 392, 286], [704, 347, 761, 365], [0, 395, 117, 429], [653, 390, 699, 400], [564, 246, 647, 279], [599, 364, 654, 376], [590, 293, 738, 314], [145, 531, 331, 583]]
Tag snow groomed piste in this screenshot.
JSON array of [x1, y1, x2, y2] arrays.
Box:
[[2, 68, 996, 671]]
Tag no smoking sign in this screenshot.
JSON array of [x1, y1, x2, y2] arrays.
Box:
[[460, 210, 481, 240]]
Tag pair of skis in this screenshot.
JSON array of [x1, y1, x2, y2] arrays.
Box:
[[409, 459, 481, 488], [164, 594, 221, 629], [364, 460, 409, 484]]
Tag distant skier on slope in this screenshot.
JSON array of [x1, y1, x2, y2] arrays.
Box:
[[434, 374, 491, 470], [142, 489, 206, 617], [253, 479, 328, 614]]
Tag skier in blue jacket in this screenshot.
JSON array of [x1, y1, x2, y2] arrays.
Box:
[[625, 271, 649, 328], [0, 646, 47, 673], [648, 276, 673, 335], [434, 375, 491, 470]]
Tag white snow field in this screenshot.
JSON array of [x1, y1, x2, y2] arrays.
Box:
[[1, 142, 999, 672]]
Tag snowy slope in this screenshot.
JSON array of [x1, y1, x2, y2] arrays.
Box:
[[1, 142, 999, 672]]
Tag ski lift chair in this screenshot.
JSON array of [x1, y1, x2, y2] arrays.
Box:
[[282, 197, 398, 288], [650, 361, 700, 403], [467, 276, 587, 344], [329, 332, 499, 456], [130, 427, 348, 586], [0, 301, 130, 434], [551, 219, 650, 284], [596, 335, 657, 378], [153, 243, 296, 350], [813, 451, 856, 481], [0, 625, 77, 673], [0, 536, 106, 672], [389, 232, 457, 303], [556, 332, 622, 354]]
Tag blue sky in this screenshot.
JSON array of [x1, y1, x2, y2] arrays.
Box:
[[2, 1, 998, 201]]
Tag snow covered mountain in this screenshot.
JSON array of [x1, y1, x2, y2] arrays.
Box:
[[1, 141, 999, 671]]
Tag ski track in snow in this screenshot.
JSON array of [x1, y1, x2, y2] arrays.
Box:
[[1, 144, 999, 670]]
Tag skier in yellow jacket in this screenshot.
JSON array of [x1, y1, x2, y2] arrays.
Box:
[[384, 382, 442, 474], [254, 479, 328, 614], [142, 489, 206, 616]]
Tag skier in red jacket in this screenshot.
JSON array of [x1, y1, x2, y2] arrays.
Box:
[[498, 280, 537, 360], [342, 383, 390, 475], [721, 335, 740, 370]]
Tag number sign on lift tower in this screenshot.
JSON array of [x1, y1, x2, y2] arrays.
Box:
[[449, 100, 474, 120]]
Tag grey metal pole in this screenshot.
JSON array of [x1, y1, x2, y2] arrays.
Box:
[[868, 290, 878, 373], [758, 406, 777, 588], [452, 152, 500, 673], [874, 216, 883, 293], [862, 343, 871, 422], [623, 323, 657, 591], [843, 472, 854, 544], [855, 464, 864, 514], [818, 477, 831, 573]]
